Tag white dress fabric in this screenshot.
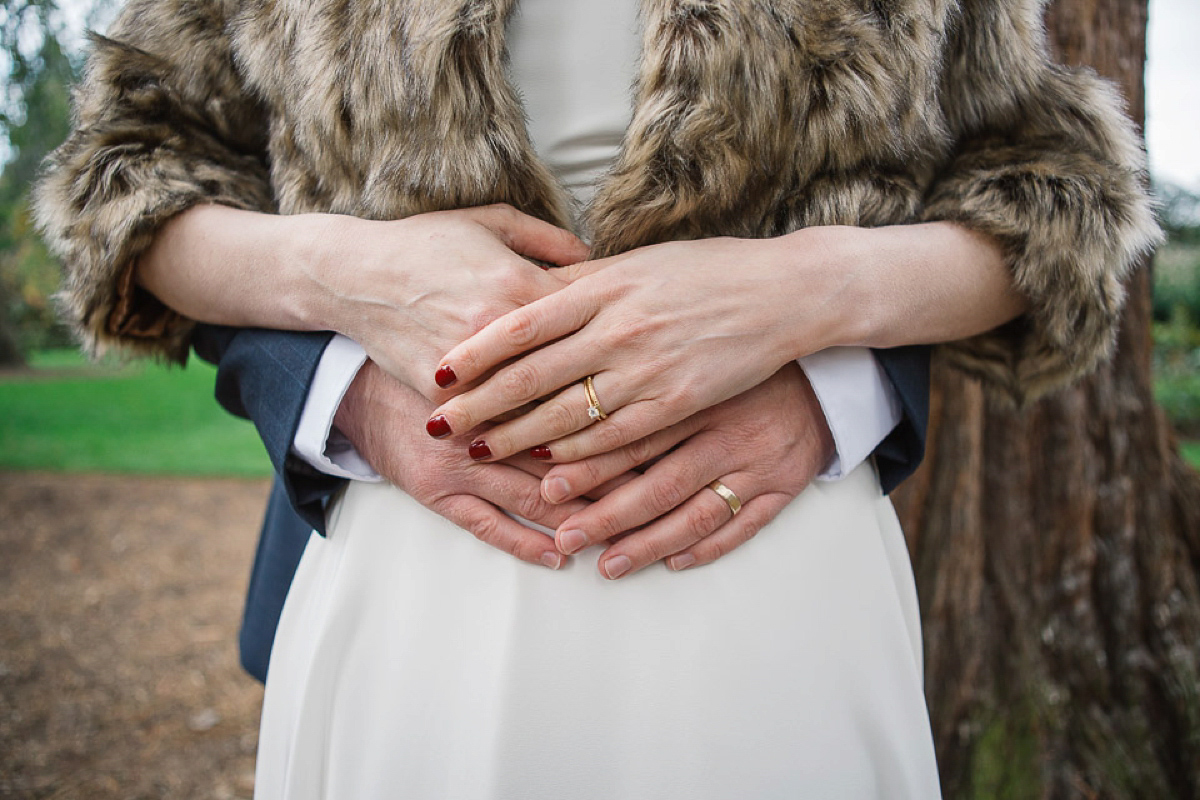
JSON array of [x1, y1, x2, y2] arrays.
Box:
[[255, 2, 941, 797], [255, 466, 941, 799]]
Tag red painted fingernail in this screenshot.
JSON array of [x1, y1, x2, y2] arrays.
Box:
[[530, 445, 552, 460], [426, 415, 452, 439], [435, 365, 457, 388], [469, 439, 492, 461]]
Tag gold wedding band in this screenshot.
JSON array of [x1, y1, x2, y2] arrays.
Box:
[[707, 480, 742, 517], [583, 375, 608, 422]]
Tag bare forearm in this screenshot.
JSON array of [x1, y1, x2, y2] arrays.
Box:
[[776, 222, 1028, 354], [136, 204, 336, 330]]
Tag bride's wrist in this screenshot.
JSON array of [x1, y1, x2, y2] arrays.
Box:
[[286, 212, 372, 336], [764, 226, 873, 358]]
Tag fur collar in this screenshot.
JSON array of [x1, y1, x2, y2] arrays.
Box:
[[229, 0, 952, 254]]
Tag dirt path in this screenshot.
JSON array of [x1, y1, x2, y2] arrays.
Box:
[[1, 473, 272, 799]]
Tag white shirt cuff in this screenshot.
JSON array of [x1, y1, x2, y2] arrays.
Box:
[[291, 334, 383, 482], [797, 347, 903, 482]]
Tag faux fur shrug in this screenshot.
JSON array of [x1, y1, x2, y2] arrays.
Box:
[[34, 0, 1160, 404]]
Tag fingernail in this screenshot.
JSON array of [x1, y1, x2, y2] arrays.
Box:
[[544, 477, 571, 504], [468, 439, 492, 461], [426, 415, 452, 439], [541, 552, 564, 570], [558, 528, 587, 554], [530, 445, 552, 460], [603, 555, 632, 580], [668, 553, 696, 571], [435, 365, 458, 388]]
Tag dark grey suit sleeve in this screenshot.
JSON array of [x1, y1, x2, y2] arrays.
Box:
[[869, 345, 931, 494], [190, 324, 343, 533]]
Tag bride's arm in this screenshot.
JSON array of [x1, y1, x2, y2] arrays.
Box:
[[134, 201, 588, 395]]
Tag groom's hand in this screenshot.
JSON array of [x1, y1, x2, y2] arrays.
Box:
[[334, 360, 592, 569], [539, 363, 834, 579]]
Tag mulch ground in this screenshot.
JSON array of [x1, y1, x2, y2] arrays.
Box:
[[1, 473, 273, 799]]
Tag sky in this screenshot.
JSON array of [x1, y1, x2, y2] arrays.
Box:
[[1146, 0, 1200, 189], [7, 0, 1200, 190]]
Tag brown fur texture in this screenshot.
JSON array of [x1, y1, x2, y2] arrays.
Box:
[[33, 0, 1160, 402]]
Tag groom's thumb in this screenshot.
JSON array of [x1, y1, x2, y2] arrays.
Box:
[[475, 204, 590, 266]]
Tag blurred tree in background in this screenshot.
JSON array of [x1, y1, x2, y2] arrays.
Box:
[[0, 0, 99, 364]]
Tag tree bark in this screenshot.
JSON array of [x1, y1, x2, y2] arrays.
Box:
[[892, 1, 1200, 797]]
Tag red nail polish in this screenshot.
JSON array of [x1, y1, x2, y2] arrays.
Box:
[[435, 365, 457, 388], [530, 445, 552, 460], [426, 415, 453, 439], [469, 439, 493, 461]]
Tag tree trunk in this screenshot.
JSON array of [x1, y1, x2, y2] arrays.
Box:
[[891, 1, 1200, 797], [0, 282, 26, 368]]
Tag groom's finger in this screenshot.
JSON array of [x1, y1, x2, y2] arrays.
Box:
[[664, 493, 789, 571], [539, 416, 703, 503], [432, 494, 567, 570], [466, 462, 589, 531], [591, 470, 756, 580], [551, 432, 725, 558]]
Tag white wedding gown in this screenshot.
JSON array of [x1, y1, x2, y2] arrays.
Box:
[[254, 3, 941, 796], [255, 465, 940, 799]]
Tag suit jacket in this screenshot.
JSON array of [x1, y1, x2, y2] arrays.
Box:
[[34, 0, 1158, 680]]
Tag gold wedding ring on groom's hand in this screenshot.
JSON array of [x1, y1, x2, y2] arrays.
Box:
[[583, 375, 608, 422], [707, 480, 743, 517]]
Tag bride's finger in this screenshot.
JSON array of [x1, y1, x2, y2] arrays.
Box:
[[539, 416, 704, 504], [591, 471, 756, 580], [433, 494, 567, 570], [664, 492, 791, 571], [427, 333, 605, 441], [461, 373, 635, 463], [551, 433, 725, 556], [526, 395, 690, 465], [435, 281, 602, 389]]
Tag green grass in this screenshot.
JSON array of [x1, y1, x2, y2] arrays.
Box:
[[3, 348, 1196, 478], [1183, 441, 1200, 470], [0, 349, 271, 477]]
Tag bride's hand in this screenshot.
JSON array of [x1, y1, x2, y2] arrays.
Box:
[[336, 360, 597, 569], [536, 364, 834, 580], [314, 204, 588, 400], [424, 229, 858, 461]]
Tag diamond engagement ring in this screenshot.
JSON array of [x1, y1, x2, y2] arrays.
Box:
[[583, 375, 608, 422]]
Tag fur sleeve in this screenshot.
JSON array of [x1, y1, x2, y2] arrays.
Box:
[[32, 0, 273, 363], [922, 0, 1162, 405]]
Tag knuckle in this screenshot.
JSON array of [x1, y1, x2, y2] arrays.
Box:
[[707, 537, 733, 561], [625, 436, 656, 467], [669, 383, 700, 413], [499, 363, 542, 403], [590, 510, 623, 539], [512, 492, 550, 524], [687, 504, 725, 540], [500, 310, 540, 348], [593, 418, 631, 453], [469, 514, 503, 549], [582, 458, 610, 488], [629, 538, 667, 566], [543, 401, 579, 435], [647, 478, 687, 513], [466, 305, 500, 338]]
